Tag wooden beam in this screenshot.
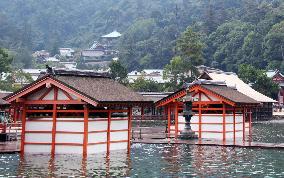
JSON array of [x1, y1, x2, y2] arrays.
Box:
[[233, 107, 236, 143], [61, 89, 74, 100], [38, 87, 53, 100], [222, 103, 226, 142], [25, 100, 86, 105], [107, 111, 111, 155], [167, 106, 171, 138], [127, 107, 132, 154], [51, 88, 58, 155], [174, 103, 178, 138], [20, 105, 27, 154], [83, 105, 89, 156]]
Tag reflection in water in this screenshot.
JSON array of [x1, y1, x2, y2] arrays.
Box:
[[0, 144, 283, 177]]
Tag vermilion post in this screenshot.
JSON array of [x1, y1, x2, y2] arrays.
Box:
[[233, 107, 236, 142], [106, 111, 111, 155], [242, 107, 246, 141], [249, 108, 252, 140], [222, 103, 226, 142], [174, 103, 178, 138], [83, 104, 89, 156], [127, 107, 132, 153], [198, 103, 202, 139], [51, 87, 58, 155], [167, 106, 171, 138], [20, 104, 26, 154]]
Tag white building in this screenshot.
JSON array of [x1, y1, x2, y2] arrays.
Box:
[[128, 69, 169, 84], [59, 48, 75, 57]]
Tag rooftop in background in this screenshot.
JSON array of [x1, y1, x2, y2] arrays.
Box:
[[139, 92, 173, 102], [0, 91, 12, 106], [101, 31, 122, 38], [198, 68, 276, 103], [128, 69, 169, 84]]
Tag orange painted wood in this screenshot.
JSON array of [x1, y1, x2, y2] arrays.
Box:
[[89, 130, 108, 133], [61, 89, 74, 100], [5, 78, 98, 106], [107, 111, 111, 155], [198, 103, 202, 139], [51, 88, 58, 155], [25, 100, 86, 105], [38, 87, 53, 100], [233, 107, 236, 142], [249, 108, 252, 138], [127, 107, 132, 153], [20, 105, 27, 154], [243, 107, 246, 141], [167, 106, 171, 138], [57, 110, 84, 113], [26, 110, 53, 113], [111, 129, 128, 132], [83, 105, 89, 156], [222, 103, 226, 141], [174, 103, 178, 138]]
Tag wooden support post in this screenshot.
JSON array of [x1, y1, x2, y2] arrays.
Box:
[[141, 106, 144, 121], [249, 108, 252, 140], [167, 106, 171, 138], [233, 107, 236, 142], [83, 105, 89, 156], [198, 104, 202, 139], [222, 103, 226, 142], [107, 110, 111, 155], [127, 107, 132, 153], [51, 87, 58, 155], [14, 105, 18, 123], [242, 107, 246, 141], [174, 103, 178, 138], [20, 105, 26, 154]]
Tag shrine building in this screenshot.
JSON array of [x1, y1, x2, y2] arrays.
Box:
[[4, 69, 152, 155]]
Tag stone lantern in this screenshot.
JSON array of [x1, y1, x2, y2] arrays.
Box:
[[178, 89, 197, 139]]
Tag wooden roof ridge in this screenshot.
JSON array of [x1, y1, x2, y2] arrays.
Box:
[[156, 81, 259, 107], [4, 73, 153, 106]]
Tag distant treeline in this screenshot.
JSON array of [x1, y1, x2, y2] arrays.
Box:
[[0, 0, 283, 72]]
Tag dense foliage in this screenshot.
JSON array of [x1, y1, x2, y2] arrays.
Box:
[[0, 0, 283, 73], [238, 64, 279, 98]]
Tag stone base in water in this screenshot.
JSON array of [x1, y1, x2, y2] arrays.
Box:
[[178, 130, 198, 139]]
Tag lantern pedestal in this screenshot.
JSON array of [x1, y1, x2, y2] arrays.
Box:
[[178, 115, 198, 139]]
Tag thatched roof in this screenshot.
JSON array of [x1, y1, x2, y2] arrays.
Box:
[[0, 92, 11, 105], [200, 84, 259, 104], [4, 69, 152, 106]]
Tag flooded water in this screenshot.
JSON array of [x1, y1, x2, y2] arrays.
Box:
[[0, 120, 283, 177]]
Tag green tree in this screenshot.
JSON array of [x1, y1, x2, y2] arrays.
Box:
[[264, 20, 284, 72], [0, 48, 12, 74], [109, 60, 128, 84], [129, 77, 162, 92], [238, 64, 279, 99]]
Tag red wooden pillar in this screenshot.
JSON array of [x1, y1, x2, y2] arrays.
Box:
[[51, 87, 58, 155], [233, 107, 236, 142], [83, 105, 89, 156], [20, 104, 26, 154], [222, 103, 226, 142], [14, 105, 18, 123], [127, 107, 132, 153], [141, 106, 144, 120], [106, 110, 111, 155], [242, 107, 246, 141], [174, 103, 178, 138], [249, 108, 252, 139], [167, 106, 171, 138], [198, 103, 202, 139]]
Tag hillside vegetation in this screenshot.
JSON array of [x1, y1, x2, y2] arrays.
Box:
[[0, 0, 283, 72]]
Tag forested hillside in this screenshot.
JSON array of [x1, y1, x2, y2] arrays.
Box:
[[0, 0, 283, 72]]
